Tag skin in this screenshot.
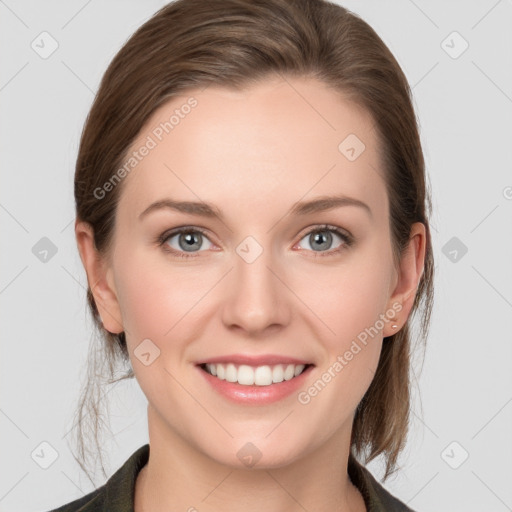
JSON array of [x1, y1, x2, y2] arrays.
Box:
[[76, 75, 426, 512]]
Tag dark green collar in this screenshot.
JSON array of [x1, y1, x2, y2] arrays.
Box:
[[348, 452, 416, 511]]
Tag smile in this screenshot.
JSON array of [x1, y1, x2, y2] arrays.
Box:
[[200, 363, 311, 386]]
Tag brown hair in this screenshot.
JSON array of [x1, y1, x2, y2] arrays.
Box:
[[71, 0, 434, 484]]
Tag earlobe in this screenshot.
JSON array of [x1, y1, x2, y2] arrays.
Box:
[[75, 220, 124, 334], [385, 222, 426, 336]]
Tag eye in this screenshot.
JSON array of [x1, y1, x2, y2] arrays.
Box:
[[157, 224, 353, 259], [295, 224, 353, 257], [158, 227, 214, 258]]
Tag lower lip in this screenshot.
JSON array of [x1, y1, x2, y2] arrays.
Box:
[[196, 365, 314, 405]]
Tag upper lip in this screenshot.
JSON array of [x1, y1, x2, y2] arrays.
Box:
[[196, 354, 313, 366]]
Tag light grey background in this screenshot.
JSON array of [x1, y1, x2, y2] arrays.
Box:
[[1, 1, 511, 511]]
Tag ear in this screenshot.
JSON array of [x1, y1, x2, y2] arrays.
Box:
[[75, 220, 124, 334], [383, 222, 427, 337]]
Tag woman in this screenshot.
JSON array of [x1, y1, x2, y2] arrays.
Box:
[[50, 0, 434, 510]]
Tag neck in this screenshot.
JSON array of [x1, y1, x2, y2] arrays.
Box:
[[135, 407, 366, 512]]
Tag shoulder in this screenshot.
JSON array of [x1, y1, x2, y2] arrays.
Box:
[[348, 454, 417, 512], [42, 444, 150, 512]]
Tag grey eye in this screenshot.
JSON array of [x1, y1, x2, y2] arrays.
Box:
[[166, 230, 213, 253], [298, 229, 346, 252]]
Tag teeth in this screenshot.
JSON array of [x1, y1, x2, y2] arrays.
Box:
[[225, 363, 237, 383], [204, 363, 307, 386]]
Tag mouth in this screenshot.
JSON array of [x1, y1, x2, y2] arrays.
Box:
[[198, 362, 314, 387]]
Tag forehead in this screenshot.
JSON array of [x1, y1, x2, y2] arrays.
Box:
[[117, 76, 387, 223]]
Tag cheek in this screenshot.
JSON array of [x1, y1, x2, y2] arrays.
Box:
[[291, 252, 390, 410], [294, 261, 388, 433], [295, 258, 391, 348], [113, 255, 205, 392], [114, 249, 206, 339]]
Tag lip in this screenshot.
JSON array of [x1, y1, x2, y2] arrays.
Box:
[[195, 354, 313, 366], [196, 362, 315, 405]]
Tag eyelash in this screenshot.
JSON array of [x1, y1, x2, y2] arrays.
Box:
[[156, 224, 354, 259]]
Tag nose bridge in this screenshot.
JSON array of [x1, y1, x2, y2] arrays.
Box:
[[221, 234, 289, 333]]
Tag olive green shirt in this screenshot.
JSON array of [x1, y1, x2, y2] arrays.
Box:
[[47, 444, 415, 512]]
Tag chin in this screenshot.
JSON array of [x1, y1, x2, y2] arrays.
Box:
[[199, 436, 310, 471]]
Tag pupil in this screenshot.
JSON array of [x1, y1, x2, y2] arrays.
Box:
[[312, 231, 331, 251], [180, 232, 201, 251]]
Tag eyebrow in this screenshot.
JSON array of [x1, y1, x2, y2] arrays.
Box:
[[138, 195, 372, 221]]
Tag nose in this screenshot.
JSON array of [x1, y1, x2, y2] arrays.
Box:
[[221, 241, 291, 337]]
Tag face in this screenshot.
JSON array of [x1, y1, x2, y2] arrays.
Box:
[[88, 75, 414, 469]]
